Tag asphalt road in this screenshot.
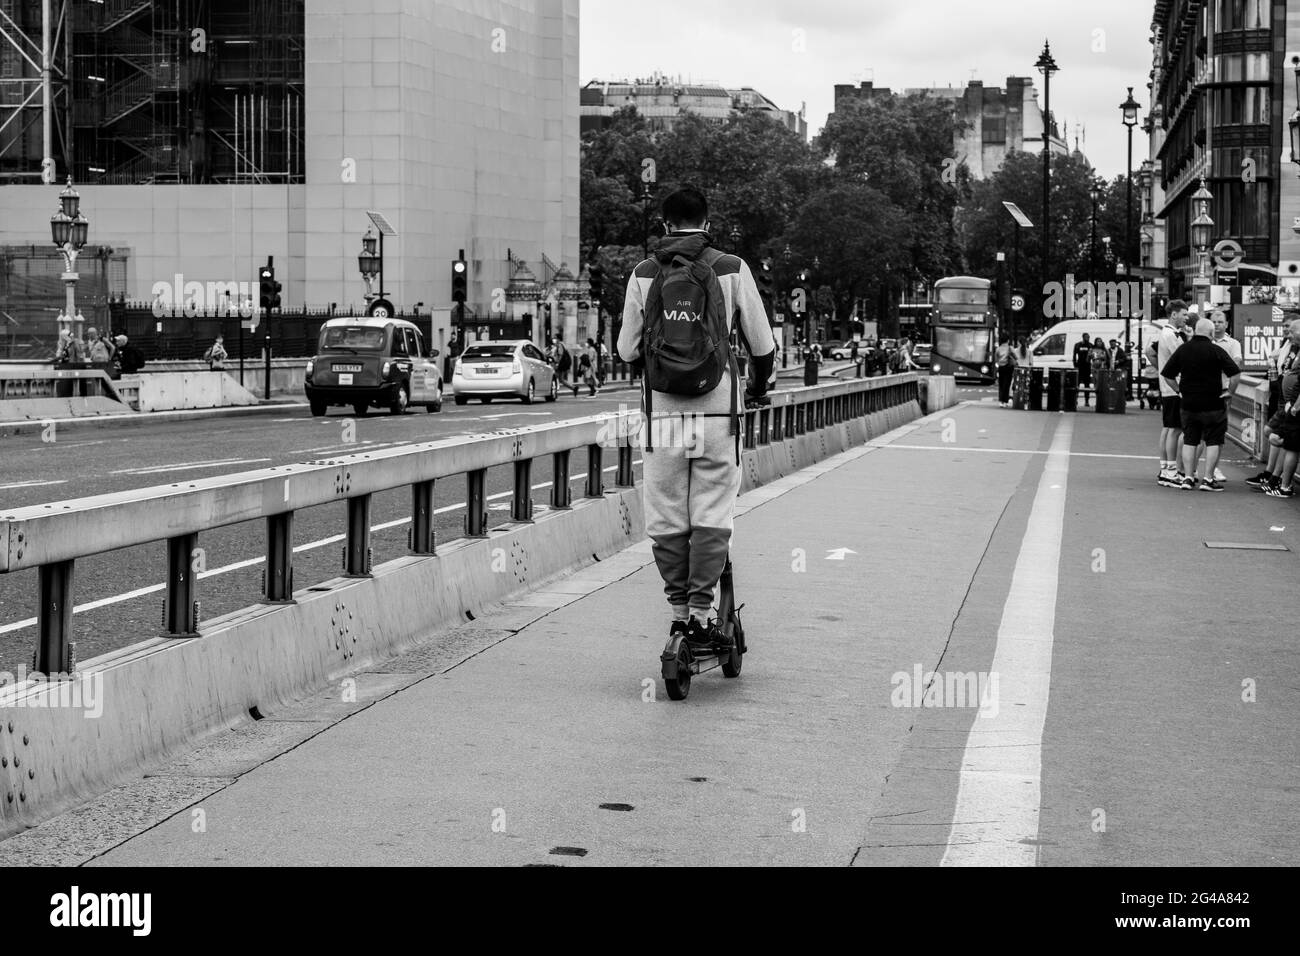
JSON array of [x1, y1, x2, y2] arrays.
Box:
[[0, 385, 647, 673]]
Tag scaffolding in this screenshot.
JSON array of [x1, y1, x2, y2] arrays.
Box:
[[66, 0, 303, 185], [0, 0, 71, 182]]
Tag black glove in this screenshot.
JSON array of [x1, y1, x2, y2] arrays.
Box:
[[747, 349, 775, 398]]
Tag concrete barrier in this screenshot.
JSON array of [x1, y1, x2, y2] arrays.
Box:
[[0, 376, 922, 837], [919, 375, 958, 414], [128, 371, 259, 412]]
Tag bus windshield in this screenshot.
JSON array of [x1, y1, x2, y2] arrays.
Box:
[[934, 327, 993, 364]]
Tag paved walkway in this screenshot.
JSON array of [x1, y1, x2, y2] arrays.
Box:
[[5, 402, 1296, 866]]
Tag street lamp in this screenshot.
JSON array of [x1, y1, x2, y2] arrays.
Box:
[[1190, 177, 1215, 316], [357, 227, 381, 304], [640, 180, 656, 260], [1035, 40, 1059, 300], [50, 176, 89, 338], [1089, 180, 1102, 283], [1290, 57, 1300, 167], [729, 223, 742, 249], [1120, 87, 1140, 279]]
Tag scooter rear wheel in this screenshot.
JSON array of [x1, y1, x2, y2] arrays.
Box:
[[663, 640, 693, 701]]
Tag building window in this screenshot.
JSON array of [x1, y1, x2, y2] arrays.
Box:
[[1213, 86, 1269, 125], [1216, 0, 1270, 30], [1213, 181, 1271, 239], [982, 117, 1006, 144]]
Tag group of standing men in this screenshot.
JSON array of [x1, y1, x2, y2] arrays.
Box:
[[1153, 299, 1243, 492]]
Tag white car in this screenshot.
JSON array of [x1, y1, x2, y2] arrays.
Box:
[[452, 339, 558, 405]]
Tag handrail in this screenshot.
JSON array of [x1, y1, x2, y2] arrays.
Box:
[[1, 374, 920, 672]]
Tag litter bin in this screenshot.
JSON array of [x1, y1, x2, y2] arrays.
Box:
[[1060, 369, 1079, 412], [804, 354, 818, 386], [1095, 369, 1127, 414], [1028, 367, 1045, 411], [1046, 369, 1063, 412]]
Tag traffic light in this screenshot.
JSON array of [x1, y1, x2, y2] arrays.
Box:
[[756, 263, 774, 304], [452, 255, 468, 304], [258, 262, 280, 311], [587, 263, 604, 308]]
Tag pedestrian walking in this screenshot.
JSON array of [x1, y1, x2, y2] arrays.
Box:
[[994, 335, 1015, 406], [203, 334, 228, 371], [1160, 317, 1240, 492], [581, 337, 599, 396], [54, 328, 85, 365]]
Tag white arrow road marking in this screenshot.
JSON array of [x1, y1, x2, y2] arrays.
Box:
[[0, 459, 641, 635], [941, 416, 1072, 866], [825, 548, 857, 560]]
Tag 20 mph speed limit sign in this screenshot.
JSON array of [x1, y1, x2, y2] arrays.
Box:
[[1010, 294, 1025, 312]]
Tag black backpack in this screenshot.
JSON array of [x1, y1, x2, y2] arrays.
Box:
[[641, 247, 738, 453], [558, 347, 571, 373]]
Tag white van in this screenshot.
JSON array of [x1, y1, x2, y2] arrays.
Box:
[[1027, 318, 1164, 379]]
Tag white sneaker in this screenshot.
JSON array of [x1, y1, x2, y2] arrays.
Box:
[[1213, 468, 1227, 482]]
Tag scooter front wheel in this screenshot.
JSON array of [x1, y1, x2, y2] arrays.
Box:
[[721, 611, 744, 678]]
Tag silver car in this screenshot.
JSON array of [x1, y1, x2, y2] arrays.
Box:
[[452, 339, 558, 404]]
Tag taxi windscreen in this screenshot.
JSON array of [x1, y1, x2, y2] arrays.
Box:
[[320, 327, 386, 350]]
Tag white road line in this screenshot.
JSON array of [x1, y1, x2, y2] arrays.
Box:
[[0, 479, 69, 491], [0, 459, 645, 635], [110, 458, 272, 476], [941, 417, 1073, 866], [869, 442, 1151, 462]]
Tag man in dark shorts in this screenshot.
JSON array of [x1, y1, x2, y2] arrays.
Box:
[[1160, 318, 1240, 492]]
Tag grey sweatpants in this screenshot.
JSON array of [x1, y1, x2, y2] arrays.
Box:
[[642, 412, 741, 612]]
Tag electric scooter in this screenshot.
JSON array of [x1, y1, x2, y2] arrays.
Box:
[[659, 393, 768, 701]]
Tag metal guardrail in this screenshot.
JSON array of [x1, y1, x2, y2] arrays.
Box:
[[1227, 374, 1267, 459], [0, 375, 919, 674], [0, 367, 125, 403]]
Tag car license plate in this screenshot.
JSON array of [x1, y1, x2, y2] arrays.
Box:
[[475, 367, 498, 375], [338, 373, 353, 385], [333, 364, 362, 373]]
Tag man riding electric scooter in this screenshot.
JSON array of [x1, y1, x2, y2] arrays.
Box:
[[617, 185, 776, 656]]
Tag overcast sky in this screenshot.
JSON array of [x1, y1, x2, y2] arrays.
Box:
[[580, 0, 1155, 179]]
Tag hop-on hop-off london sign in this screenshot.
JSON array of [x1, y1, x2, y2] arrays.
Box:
[[1238, 303, 1294, 371]]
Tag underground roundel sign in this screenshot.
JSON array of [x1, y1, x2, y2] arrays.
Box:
[[1010, 294, 1025, 312], [1213, 239, 1243, 271]]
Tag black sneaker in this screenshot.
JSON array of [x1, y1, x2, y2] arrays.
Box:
[[1267, 484, 1296, 499], [1200, 478, 1225, 492], [1245, 472, 1272, 488], [1178, 475, 1195, 491], [669, 620, 688, 640], [685, 616, 731, 648]]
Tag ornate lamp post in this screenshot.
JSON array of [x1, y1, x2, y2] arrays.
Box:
[[50, 176, 89, 338], [1190, 178, 1215, 317], [1289, 57, 1300, 168], [1089, 179, 1101, 283], [1035, 41, 1059, 300], [357, 227, 381, 306], [1120, 87, 1140, 276]]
